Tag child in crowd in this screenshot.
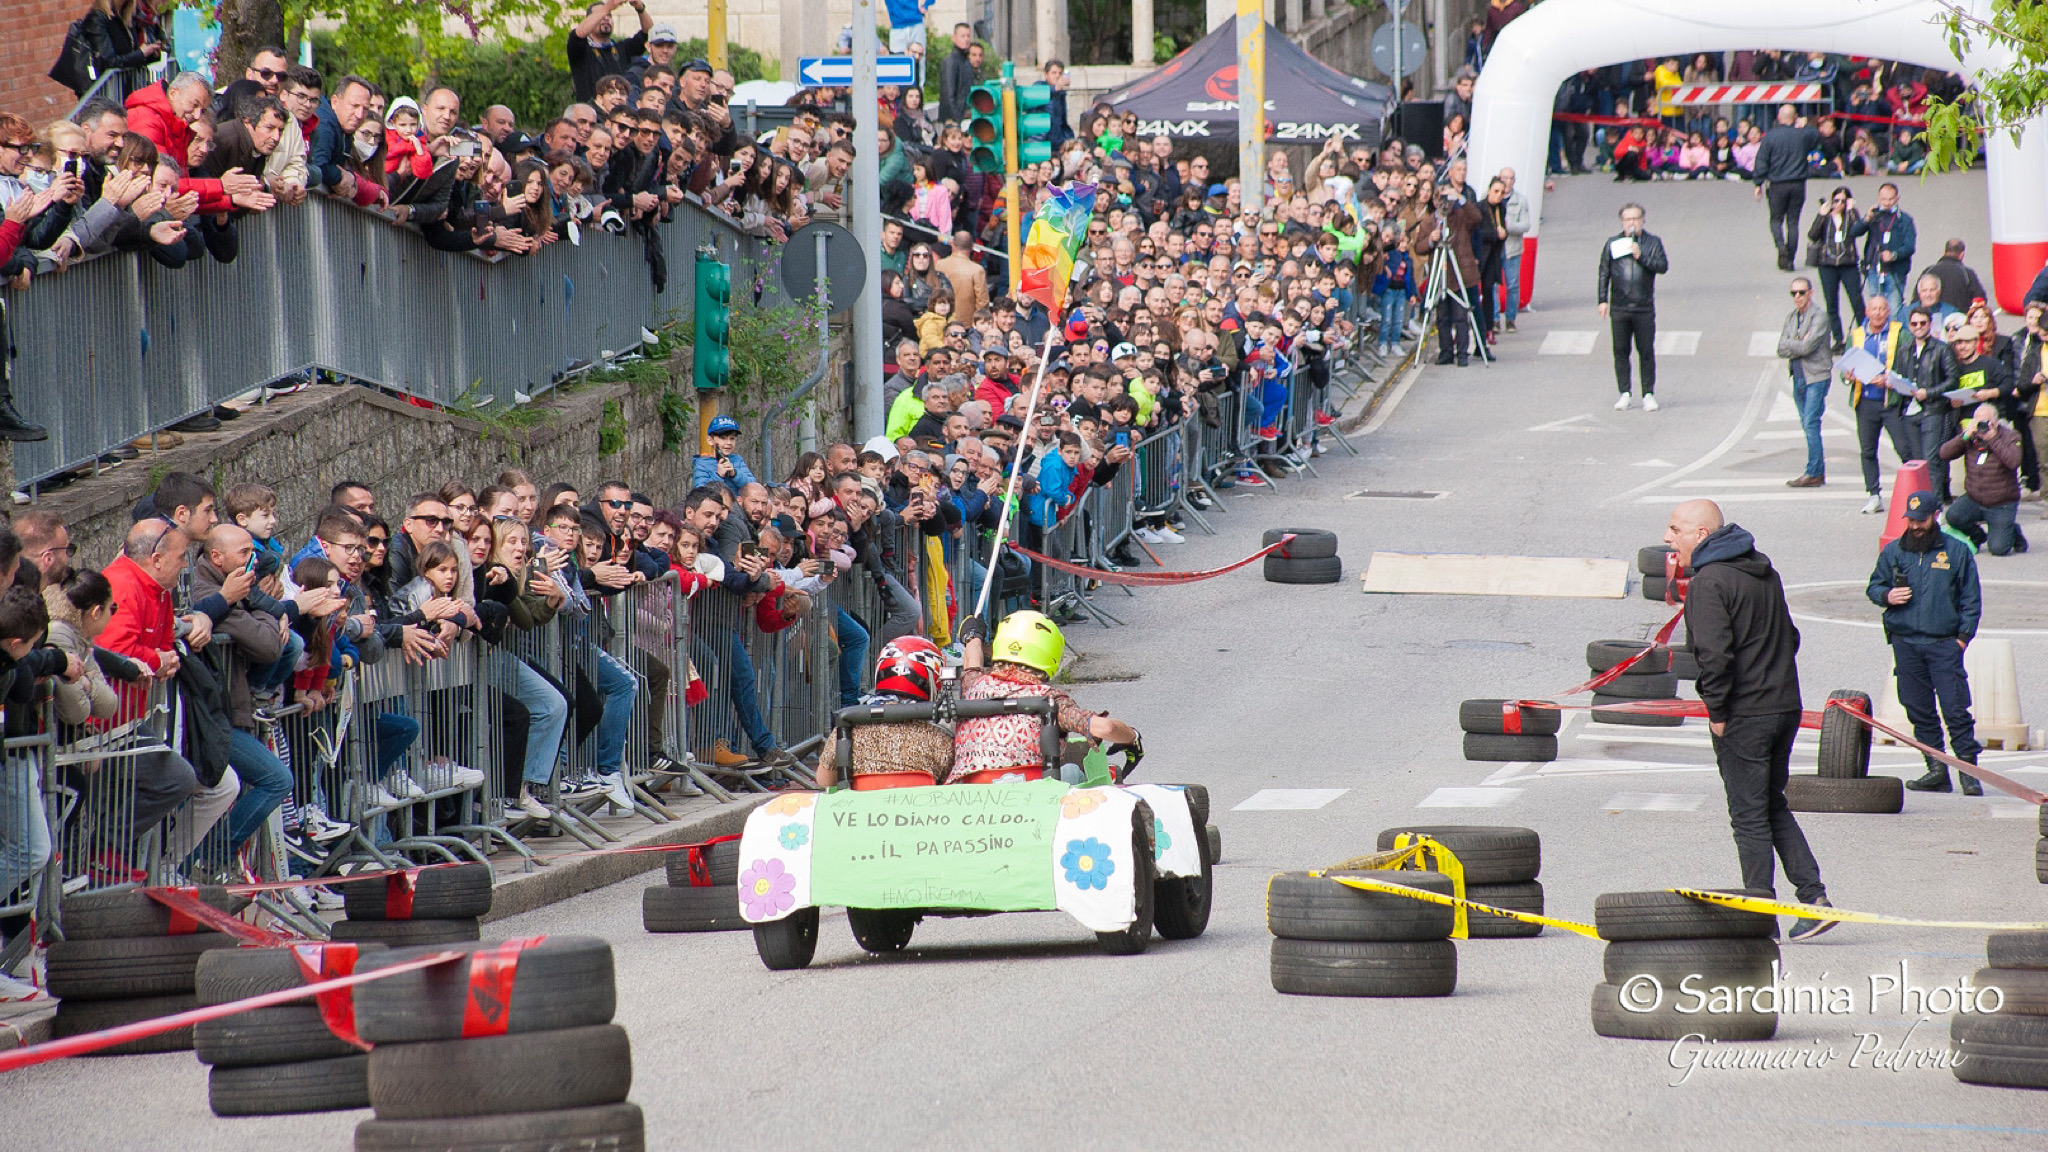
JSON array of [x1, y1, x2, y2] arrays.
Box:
[[1374, 224, 1416, 356]]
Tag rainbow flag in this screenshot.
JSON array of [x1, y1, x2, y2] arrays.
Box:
[[1018, 182, 1097, 316]]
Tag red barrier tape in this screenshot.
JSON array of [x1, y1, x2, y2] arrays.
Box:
[[384, 869, 420, 920], [1555, 609, 1687, 697], [1822, 698, 2048, 805], [290, 942, 370, 1050], [1008, 534, 1295, 586], [145, 887, 290, 947], [682, 834, 741, 888], [0, 950, 465, 1070], [461, 937, 543, 1038]]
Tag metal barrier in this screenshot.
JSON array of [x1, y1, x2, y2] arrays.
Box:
[[1, 194, 784, 485]]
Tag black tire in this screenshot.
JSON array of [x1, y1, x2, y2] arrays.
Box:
[[46, 932, 239, 1001], [1465, 881, 1545, 938], [1174, 784, 1210, 827], [1670, 648, 1699, 680], [663, 839, 742, 888], [2041, 803, 2048, 837], [341, 862, 494, 921], [1951, 1012, 2048, 1089], [1597, 672, 1680, 700], [1206, 824, 1222, 865], [197, 1005, 363, 1067], [753, 906, 820, 971], [1989, 931, 2048, 971], [642, 884, 747, 933], [1589, 695, 1685, 727], [1817, 690, 1874, 779], [1602, 937, 1782, 986], [353, 936, 614, 1044], [1641, 575, 1684, 603], [1462, 732, 1559, 762], [1262, 527, 1339, 559], [846, 908, 920, 953], [1586, 640, 1673, 674], [1096, 804, 1157, 955], [1263, 554, 1343, 585], [1457, 699, 1562, 736], [1785, 773, 1904, 814], [211, 1055, 370, 1116], [51, 993, 196, 1055], [1594, 890, 1779, 942], [1636, 545, 1676, 577], [1153, 809, 1213, 940], [1372, 825, 1540, 884], [59, 886, 249, 941], [2038, 838, 2047, 884], [328, 918, 481, 947], [1266, 870, 1454, 941], [354, 1103, 646, 1152], [368, 1024, 630, 1121], [1590, 980, 1776, 1041], [1270, 938, 1457, 997], [197, 943, 389, 1006], [1974, 967, 2048, 1016]]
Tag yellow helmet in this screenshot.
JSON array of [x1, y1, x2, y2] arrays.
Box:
[[991, 610, 1064, 677]]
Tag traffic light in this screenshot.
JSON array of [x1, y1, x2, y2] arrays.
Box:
[[1014, 82, 1053, 166], [692, 247, 730, 391], [968, 82, 1004, 173]]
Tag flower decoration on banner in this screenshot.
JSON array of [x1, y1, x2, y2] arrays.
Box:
[[1061, 789, 1107, 820], [740, 858, 797, 918], [1061, 837, 1116, 890], [778, 823, 809, 851], [764, 793, 816, 816], [1152, 818, 1172, 856], [1019, 182, 1098, 316]]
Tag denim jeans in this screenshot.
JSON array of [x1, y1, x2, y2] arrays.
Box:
[[1710, 711, 1826, 904], [1866, 266, 1905, 319], [376, 712, 420, 777], [1790, 364, 1827, 477], [1501, 254, 1520, 325], [499, 651, 568, 786], [587, 648, 637, 774], [832, 606, 870, 709], [692, 629, 777, 756], [224, 728, 295, 851], [1946, 494, 2026, 555], [1378, 289, 1408, 350], [0, 753, 49, 900], [246, 629, 305, 694]]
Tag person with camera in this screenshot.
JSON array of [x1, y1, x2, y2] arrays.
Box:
[[1940, 403, 2028, 556], [1597, 202, 1669, 411], [1867, 490, 1984, 794], [1805, 185, 1867, 353]]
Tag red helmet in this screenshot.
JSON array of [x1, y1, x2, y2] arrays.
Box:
[[874, 636, 943, 702]]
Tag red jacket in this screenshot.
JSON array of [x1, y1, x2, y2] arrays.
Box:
[[0, 219, 21, 268], [100, 552, 176, 720], [124, 83, 232, 212]]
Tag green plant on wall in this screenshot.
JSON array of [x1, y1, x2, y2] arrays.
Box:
[[722, 288, 825, 430], [598, 399, 628, 456]]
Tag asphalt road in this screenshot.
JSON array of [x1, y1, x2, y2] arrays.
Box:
[[9, 170, 2048, 1151]]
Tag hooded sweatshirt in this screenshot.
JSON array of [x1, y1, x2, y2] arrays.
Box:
[[1683, 524, 1804, 724]]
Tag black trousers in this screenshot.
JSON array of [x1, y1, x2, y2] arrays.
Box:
[[1766, 180, 1806, 258], [1892, 637, 1982, 769], [1610, 309, 1655, 393], [1710, 711, 1826, 904], [1814, 264, 1865, 345], [1855, 400, 1914, 495], [1436, 296, 1470, 359]]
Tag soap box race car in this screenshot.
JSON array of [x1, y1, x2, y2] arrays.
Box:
[[737, 698, 1212, 969]]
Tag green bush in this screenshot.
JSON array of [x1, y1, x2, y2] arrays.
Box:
[[310, 28, 574, 130], [670, 38, 776, 83]]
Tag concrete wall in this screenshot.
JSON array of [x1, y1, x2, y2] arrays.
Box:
[[646, 0, 975, 78], [0, 0, 83, 122]]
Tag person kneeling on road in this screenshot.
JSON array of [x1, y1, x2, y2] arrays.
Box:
[[950, 611, 1141, 785], [1940, 404, 2028, 557], [1867, 490, 1984, 795], [816, 637, 954, 789]]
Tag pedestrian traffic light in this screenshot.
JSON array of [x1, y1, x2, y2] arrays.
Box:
[[968, 82, 1005, 173], [692, 247, 730, 391], [1013, 82, 1054, 166]]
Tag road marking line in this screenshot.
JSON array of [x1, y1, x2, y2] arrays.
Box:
[[1748, 331, 1778, 356], [1233, 788, 1348, 811], [1754, 428, 1851, 439], [1633, 457, 1675, 467], [1603, 792, 1707, 811], [1654, 331, 1701, 356], [1606, 364, 1776, 504], [1527, 413, 1607, 432], [1767, 391, 1799, 422], [1480, 762, 1535, 786], [1417, 787, 1522, 808], [1675, 477, 1806, 487], [1635, 490, 1870, 503], [1539, 330, 1598, 355]]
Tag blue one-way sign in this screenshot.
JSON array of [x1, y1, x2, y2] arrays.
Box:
[[796, 56, 919, 87]]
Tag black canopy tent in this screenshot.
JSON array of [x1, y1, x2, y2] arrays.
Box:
[[1100, 23, 1392, 149]]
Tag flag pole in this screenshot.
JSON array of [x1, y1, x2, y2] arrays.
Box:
[[973, 323, 1062, 619]]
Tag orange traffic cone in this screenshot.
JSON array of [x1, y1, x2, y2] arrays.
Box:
[[1878, 460, 1933, 550]]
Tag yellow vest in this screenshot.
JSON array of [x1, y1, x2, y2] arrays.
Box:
[[1843, 321, 1904, 409]]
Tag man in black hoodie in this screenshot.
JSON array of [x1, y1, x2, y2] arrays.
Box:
[[1665, 499, 1834, 940]]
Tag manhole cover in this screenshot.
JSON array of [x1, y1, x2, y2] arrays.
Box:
[[1347, 489, 1446, 499], [1786, 580, 2048, 634]]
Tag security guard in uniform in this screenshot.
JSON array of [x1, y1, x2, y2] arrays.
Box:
[[1866, 490, 1984, 795]]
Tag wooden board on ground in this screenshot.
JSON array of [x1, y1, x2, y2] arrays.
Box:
[[1360, 552, 1629, 598]]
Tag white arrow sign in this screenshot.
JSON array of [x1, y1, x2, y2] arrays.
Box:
[[797, 56, 919, 87]]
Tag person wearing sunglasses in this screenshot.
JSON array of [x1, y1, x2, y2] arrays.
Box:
[[1777, 278, 1833, 487], [386, 492, 456, 587]]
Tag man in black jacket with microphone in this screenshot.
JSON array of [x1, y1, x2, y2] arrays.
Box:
[[1597, 203, 1670, 411]]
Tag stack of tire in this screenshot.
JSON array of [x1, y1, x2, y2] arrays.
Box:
[[1262, 528, 1342, 585], [1786, 689, 1904, 814], [1590, 890, 1779, 1040], [1265, 869, 1458, 997], [1457, 699, 1560, 763], [332, 862, 494, 946], [1637, 545, 1687, 604], [1586, 640, 1684, 728], [1374, 825, 1544, 938], [1951, 930, 2048, 1090], [352, 936, 644, 1150], [47, 886, 245, 1054], [194, 943, 385, 1116], [2038, 805, 2047, 885], [643, 837, 745, 932]]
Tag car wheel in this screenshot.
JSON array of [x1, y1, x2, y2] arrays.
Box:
[[1153, 809, 1213, 940], [1096, 804, 1156, 955], [754, 906, 820, 970], [846, 908, 919, 954]]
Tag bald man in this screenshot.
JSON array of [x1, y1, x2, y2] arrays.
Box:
[[1664, 500, 1834, 939]]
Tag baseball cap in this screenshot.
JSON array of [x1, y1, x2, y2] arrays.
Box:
[[707, 415, 741, 435], [1903, 491, 1938, 520], [649, 24, 679, 43], [681, 58, 714, 75], [995, 414, 1026, 432], [1110, 342, 1137, 360], [861, 435, 900, 461], [1942, 314, 1969, 336]]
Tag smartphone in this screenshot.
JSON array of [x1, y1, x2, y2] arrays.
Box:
[[245, 553, 259, 573], [1893, 570, 1910, 589], [739, 542, 763, 562], [1113, 429, 1133, 448]]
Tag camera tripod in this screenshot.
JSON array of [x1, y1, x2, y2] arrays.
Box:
[[1417, 228, 1494, 368]]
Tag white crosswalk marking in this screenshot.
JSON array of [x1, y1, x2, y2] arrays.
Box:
[[1539, 331, 1598, 355], [1767, 392, 1799, 422], [1749, 331, 1779, 356], [1654, 331, 1701, 356], [1417, 787, 1521, 808], [1603, 792, 1707, 812], [1232, 788, 1348, 811]]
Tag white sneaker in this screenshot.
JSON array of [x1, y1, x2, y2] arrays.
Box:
[[385, 770, 427, 799], [370, 784, 406, 809], [600, 773, 635, 809], [1133, 527, 1163, 544], [1641, 394, 1660, 412], [1861, 494, 1884, 514], [0, 972, 44, 1002], [516, 792, 553, 820], [432, 762, 487, 790], [1614, 394, 1633, 410], [1154, 527, 1186, 544]]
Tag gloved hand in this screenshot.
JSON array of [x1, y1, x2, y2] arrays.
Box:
[[957, 615, 988, 645]]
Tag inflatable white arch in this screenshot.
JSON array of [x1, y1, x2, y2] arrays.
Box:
[[1468, 0, 2048, 312]]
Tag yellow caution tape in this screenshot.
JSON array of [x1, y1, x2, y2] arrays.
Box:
[[1674, 888, 2048, 931], [1315, 836, 1474, 938], [1330, 875, 1604, 940]]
